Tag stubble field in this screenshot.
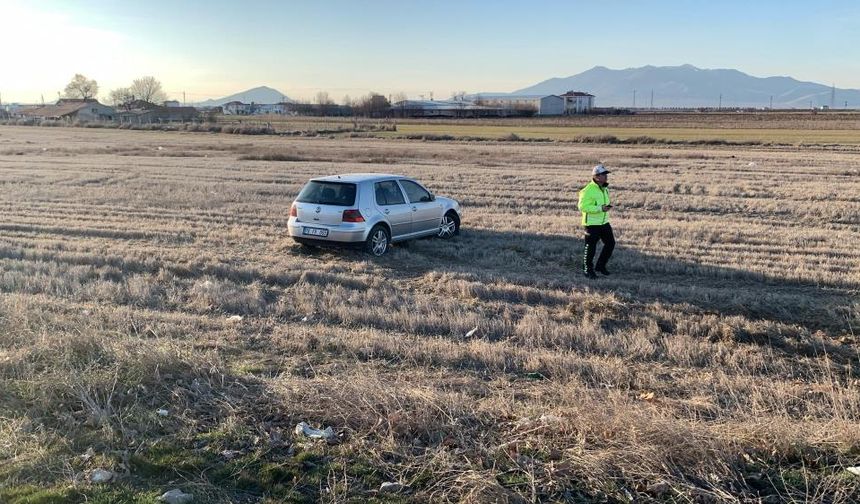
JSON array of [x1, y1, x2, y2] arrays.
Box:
[[217, 112, 860, 144], [1, 125, 860, 503]]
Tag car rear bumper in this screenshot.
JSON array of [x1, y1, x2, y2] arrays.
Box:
[[287, 220, 367, 243]]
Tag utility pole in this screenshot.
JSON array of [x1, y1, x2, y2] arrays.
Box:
[[650, 89, 654, 109], [41, 94, 44, 106], [718, 94, 722, 110], [769, 95, 773, 110], [183, 91, 186, 106], [632, 89, 636, 108], [831, 83, 835, 109]]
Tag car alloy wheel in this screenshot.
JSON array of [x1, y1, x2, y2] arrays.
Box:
[[371, 228, 388, 256], [438, 213, 458, 239]]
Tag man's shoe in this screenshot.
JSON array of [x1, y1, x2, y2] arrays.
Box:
[[596, 266, 611, 276], [583, 270, 597, 279]]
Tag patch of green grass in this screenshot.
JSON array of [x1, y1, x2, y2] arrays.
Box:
[[497, 470, 531, 489], [231, 359, 283, 377], [129, 442, 339, 502], [0, 484, 158, 504], [330, 456, 386, 490], [130, 443, 215, 479], [379, 123, 860, 144]]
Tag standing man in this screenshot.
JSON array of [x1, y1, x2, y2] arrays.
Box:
[[578, 164, 615, 279]]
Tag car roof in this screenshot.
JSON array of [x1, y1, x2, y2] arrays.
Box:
[[311, 173, 406, 184]]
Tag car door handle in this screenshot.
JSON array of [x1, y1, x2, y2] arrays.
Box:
[[384, 209, 390, 214], [412, 206, 417, 212]]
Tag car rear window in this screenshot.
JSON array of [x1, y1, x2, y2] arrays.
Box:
[[296, 181, 357, 206]]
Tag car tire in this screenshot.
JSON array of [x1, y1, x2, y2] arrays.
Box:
[[365, 225, 390, 256], [437, 211, 460, 239]]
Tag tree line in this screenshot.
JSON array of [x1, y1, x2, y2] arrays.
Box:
[[60, 74, 458, 117], [62, 74, 168, 107]]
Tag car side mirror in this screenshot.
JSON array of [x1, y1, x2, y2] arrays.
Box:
[[428, 194, 436, 201]]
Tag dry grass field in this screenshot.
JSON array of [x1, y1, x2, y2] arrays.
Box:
[[1, 125, 860, 503], [218, 112, 860, 144]]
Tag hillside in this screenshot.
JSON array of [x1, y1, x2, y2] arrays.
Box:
[[511, 64, 860, 108], [195, 86, 291, 106]]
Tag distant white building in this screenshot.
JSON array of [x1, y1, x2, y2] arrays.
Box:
[[254, 103, 291, 115], [560, 91, 594, 114], [539, 95, 564, 115], [475, 95, 541, 113], [223, 101, 251, 115], [474, 92, 594, 115], [222, 101, 291, 115], [391, 99, 497, 117]]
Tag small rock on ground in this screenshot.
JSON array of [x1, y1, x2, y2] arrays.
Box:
[[89, 468, 114, 484], [159, 488, 193, 504]]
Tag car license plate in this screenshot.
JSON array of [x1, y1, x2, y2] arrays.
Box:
[[302, 227, 329, 237]]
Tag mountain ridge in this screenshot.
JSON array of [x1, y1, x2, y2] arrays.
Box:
[[194, 86, 292, 107], [505, 65, 860, 108]]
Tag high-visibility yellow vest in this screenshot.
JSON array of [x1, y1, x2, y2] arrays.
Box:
[[578, 180, 610, 226]]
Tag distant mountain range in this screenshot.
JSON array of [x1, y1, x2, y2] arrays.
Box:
[[502, 65, 860, 108], [195, 86, 292, 107], [195, 66, 860, 109]]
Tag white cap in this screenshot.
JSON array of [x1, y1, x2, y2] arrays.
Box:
[[592, 164, 611, 176]]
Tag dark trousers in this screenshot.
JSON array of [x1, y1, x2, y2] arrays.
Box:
[[583, 223, 615, 273]]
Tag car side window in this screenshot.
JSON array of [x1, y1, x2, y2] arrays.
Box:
[[374, 180, 406, 206], [399, 180, 432, 203]]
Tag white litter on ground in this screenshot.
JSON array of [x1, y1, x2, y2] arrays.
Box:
[[294, 422, 335, 440]]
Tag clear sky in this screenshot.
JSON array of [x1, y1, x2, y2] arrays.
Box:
[[2, 0, 859, 103]]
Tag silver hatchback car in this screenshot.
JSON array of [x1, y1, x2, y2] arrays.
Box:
[[288, 173, 462, 256]]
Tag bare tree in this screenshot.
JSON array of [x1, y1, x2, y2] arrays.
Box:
[[341, 94, 353, 107], [391, 92, 408, 104], [130, 76, 167, 104], [355, 92, 390, 117], [108, 87, 135, 108], [315, 91, 334, 116], [63, 74, 99, 100], [315, 91, 333, 105]]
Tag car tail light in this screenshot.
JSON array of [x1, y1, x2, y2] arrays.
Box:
[[342, 209, 365, 222], [290, 204, 297, 217]]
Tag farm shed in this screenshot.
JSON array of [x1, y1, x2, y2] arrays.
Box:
[[117, 100, 199, 124], [16, 99, 116, 122], [539, 95, 564, 115]]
